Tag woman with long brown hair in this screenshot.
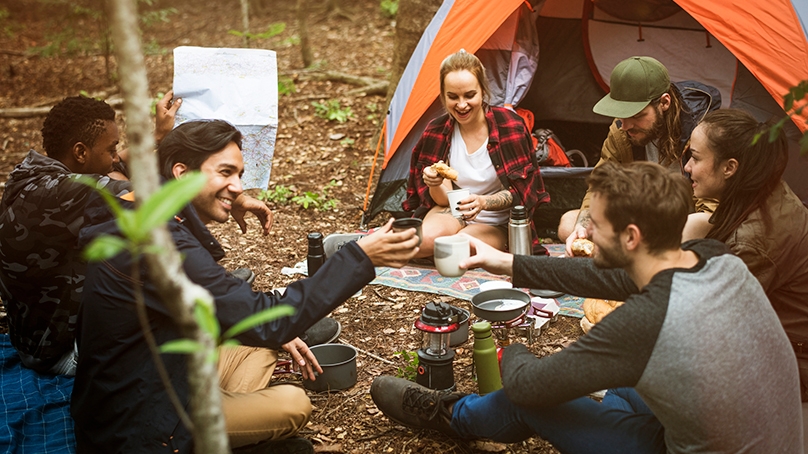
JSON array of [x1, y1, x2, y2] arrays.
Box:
[[683, 108, 808, 399]]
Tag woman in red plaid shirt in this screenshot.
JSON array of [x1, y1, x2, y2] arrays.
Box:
[[403, 50, 549, 258]]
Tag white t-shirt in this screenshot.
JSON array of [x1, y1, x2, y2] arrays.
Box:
[[449, 127, 509, 225]]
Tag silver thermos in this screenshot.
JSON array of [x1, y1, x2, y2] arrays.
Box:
[[508, 205, 531, 256]]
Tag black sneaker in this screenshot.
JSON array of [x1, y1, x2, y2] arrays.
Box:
[[300, 317, 341, 346], [227, 267, 256, 285], [370, 376, 464, 436], [232, 436, 313, 454]]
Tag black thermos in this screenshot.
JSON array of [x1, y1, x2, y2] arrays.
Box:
[[307, 232, 326, 276]]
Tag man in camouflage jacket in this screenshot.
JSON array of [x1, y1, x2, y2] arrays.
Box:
[[0, 96, 130, 374]]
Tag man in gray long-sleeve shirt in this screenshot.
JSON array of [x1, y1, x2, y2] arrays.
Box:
[[371, 161, 802, 453]]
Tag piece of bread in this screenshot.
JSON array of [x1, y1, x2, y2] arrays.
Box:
[[431, 160, 458, 181], [582, 298, 624, 326], [580, 315, 595, 334], [571, 238, 595, 257]]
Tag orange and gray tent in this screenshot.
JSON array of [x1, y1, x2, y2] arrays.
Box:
[[365, 0, 808, 221]]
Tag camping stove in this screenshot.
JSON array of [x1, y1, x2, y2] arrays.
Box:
[[488, 301, 557, 346], [488, 310, 529, 346]]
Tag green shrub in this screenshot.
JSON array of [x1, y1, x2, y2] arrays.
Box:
[[291, 180, 339, 211], [380, 0, 399, 18], [258, 185, 293, 205], [312, 100, 353, 123], [394, 350, 418, 381], [228, 22, 286, 41], [278, 76, 296, 97]]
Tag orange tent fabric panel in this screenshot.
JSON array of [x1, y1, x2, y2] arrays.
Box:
[[675, 0, 808, 131], [385, 0, 526, 167]]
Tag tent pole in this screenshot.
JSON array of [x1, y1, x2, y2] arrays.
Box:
[[361, 120, 387, 229]]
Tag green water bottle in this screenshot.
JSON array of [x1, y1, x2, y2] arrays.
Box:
[[472, 321, 502, 394]]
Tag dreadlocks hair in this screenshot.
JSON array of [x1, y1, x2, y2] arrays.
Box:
[[700, 109, 788, 242], [41, 96, 116, 160], [656, 83, 685, 168]]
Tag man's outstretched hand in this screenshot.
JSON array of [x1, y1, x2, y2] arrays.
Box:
[[357, 218, 420, 268], [231, 194, 273, 236], [459, 234, 514, 277]]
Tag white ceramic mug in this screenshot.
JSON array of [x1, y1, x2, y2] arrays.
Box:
[[434, 235, 470, 277], [446, 188, 470, 219]]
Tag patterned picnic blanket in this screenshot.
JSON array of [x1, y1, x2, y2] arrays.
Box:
[[0, 334, 76, 454], [370, 244, 584, 318]]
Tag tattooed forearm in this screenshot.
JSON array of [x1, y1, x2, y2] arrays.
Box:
[[575, 209, 591, 229], [482, 190, 513, 211]]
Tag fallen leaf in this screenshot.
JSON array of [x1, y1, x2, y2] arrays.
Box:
[[313, 443, 343, 452], [470, 440, 508, 452]]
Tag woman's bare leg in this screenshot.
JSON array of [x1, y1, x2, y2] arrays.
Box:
[[416, 206, 465, 258], [461, 223, 508, 252]]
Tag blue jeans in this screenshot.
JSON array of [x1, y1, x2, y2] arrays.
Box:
[[450, 388, 665, 454]]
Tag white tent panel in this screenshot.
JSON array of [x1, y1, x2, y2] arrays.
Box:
[[588, 20, 736, 107]]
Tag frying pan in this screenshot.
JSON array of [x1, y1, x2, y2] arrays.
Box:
[[471, 288, 530, 322]]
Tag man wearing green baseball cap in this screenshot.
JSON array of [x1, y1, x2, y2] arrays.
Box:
[[558, 56, 720, 255]]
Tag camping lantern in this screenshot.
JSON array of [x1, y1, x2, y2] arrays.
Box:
[[414, 301, 459, 391]]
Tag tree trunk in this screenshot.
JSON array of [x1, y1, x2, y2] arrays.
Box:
[[297, 0, 313, 67], [385, 0, 442, 107], [105, 0, 229, 453], [240, 0, 251, 48]]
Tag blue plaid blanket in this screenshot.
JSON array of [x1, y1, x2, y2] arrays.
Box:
[[0, 334, 76, 454]]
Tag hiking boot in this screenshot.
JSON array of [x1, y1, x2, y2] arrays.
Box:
[[227, 267, 256, 286], [300, 317, 341, 346], [232, 436, 313, 454], [323, 233, 365, 259], [370, 376, 464, 436]]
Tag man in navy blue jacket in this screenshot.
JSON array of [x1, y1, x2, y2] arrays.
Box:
[[71, 120, 419, 454]]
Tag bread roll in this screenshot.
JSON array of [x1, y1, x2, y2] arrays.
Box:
[[582, 298, 624, 326], [431, 160, 458, 181], [571, 238, 595, 257]]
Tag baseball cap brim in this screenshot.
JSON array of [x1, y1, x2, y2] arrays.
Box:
[[592, 93, 651, 119]]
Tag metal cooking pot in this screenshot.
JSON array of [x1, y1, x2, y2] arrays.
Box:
[[449, 306, 470, 346], [302, 344, 357, 392], [471, 288, 531, 322]]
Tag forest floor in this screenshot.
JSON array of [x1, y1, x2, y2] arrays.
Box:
[[0, 0, 582, 452]]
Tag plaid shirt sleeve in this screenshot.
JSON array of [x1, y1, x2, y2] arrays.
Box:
[[403, 114, 452, 213]]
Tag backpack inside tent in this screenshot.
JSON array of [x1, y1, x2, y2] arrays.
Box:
[[366, 0, 808, 236]]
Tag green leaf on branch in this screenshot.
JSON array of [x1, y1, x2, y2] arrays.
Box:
[[223, 305, 295, 340], [768, 119, 786, 144], [75, 176, 126, 219], [83, 234, 128, 261], [800, 134, 808, 155], [136, 172, 207, 233], [194, 299, 220, 340], [221, 339, 241, 349], [160, 339, 203, 354]]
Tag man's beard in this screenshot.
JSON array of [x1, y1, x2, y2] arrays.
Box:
[[593, 237, 631, 270], [624, 106, 665, 147]]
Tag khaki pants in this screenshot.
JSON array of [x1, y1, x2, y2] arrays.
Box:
[[218, 345, 312, 448]]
